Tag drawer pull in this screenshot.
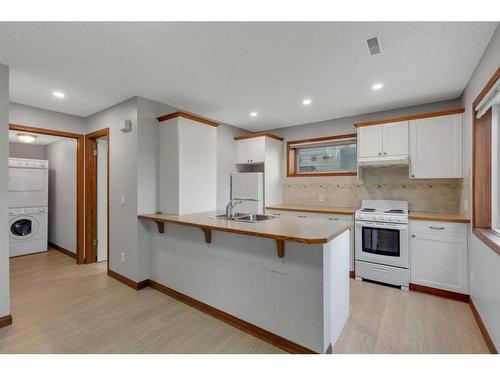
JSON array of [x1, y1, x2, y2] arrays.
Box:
[[328, 218, 339, 221], [298, 215, 307, 218], [429, 226, 445, 230], [373, 267, 388, 273]]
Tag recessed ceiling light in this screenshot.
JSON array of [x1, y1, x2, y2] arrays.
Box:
[[250, 111, 258, 117], [17, 134, 37, 143], [53, 91, 65, 98], [302, 99, 312, 106], [371, 83, 384, 91]]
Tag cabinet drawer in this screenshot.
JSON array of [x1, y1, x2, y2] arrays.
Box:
[[356, 261, 409, 286], [410, 220, 467, 238]]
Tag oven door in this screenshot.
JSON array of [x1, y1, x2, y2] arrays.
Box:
[[355, 220, 409, 268]]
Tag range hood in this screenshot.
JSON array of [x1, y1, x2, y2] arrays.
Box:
[[358, 155, 409, 167]]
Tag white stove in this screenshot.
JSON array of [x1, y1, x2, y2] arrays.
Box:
[[354, 200, 410, 291], [355, 199, 408, 223]]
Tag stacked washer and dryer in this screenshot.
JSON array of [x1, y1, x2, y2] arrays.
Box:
[[8, 158, 49, 257]]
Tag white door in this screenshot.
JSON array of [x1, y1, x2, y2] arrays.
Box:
[[382, 121, 408, 157], [409, 114, 463, 178], [358, 125, 383, 158], [410, 233, 468, 293], [96, 137, 108, 262]]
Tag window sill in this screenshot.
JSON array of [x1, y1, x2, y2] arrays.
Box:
[[287, 172, 357, 177], [473, 228, 500, 256]]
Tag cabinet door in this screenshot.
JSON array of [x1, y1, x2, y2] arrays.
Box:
[[248, 137, 265, 163], [237, 140, 250, 164], [382, 121, 408, 157], [409, 114, 463, 178], [410, 233, 468, 293], [358, 125, 383, 158]]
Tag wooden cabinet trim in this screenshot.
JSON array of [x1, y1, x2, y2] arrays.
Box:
[[353, 108, 465, 128], [234, 132, 284, 141], [157, 111, 219, 127], [472, 229, 500, 256]]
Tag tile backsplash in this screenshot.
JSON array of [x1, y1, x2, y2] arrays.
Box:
[[282, 165, 462, 213]]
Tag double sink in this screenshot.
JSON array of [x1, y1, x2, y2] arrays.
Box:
[[213, 213, 275, 223]]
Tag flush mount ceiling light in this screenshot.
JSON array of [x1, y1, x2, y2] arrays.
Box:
[[17, 134, 37, 143], [52, 91, 65, 98], [250, 111, 258, 117], [302, 99, 312, 106], [372, 83, 384, 91]]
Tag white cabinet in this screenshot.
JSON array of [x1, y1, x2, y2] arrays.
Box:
[[236, 137, 265, 164], [410, 220, 468, 294], [357, 121, 408, 162], [409, 113, 463, 178]]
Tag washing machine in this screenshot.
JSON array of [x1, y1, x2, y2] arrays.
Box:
[[8, 158, 49, 208], [9, 207, 48, 257]]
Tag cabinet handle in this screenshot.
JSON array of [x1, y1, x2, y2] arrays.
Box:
[[411, 174, 415, 178], [411, 234, 416, 238], [298, 215, 307, 218], [378, 152, 382, 156], [383, 152, 387, 155], [429, 226, 445, 230], [328, 218, 339, 221], [372, 267, 388, 273]]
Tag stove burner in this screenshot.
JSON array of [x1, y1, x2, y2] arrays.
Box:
[[385, 209, 405, 213], [361, 208, 376, 212]]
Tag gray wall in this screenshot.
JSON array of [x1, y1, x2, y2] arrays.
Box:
[[217, 123, 248, 210], [460, 25, 500, 349], [0, 64, 10, 318], [9, 142, 46, 159], [46, 139, 77, 253], [9, 102, 86, 134]]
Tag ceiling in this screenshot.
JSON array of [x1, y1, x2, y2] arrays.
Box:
[[9, 130, 65, 145], [0, 22, 497, 131]]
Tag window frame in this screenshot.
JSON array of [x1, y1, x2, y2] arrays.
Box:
[[472, 66, 500, 256], [286, 133, 357, 177]]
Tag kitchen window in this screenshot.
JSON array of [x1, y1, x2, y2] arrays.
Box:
[[473, 67, 500, 255], [287, 133, 357, 177]]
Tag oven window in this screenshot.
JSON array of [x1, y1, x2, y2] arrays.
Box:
[[362, 227, 400, 257]]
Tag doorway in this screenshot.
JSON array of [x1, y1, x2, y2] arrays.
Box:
[[8, 123, 85, 264], [84, 128, 109, 265]]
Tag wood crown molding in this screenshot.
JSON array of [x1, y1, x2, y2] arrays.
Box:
[[156, 111, 219, 127], [469, 297, 498, 354], [353, 108, 465, 128], [0, 314, 13, 328], [233, 132, 284, 141], [287, 133, 356, 145], [473, 66, 500, 109]]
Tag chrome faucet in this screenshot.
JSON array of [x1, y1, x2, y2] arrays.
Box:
[[225, 198, 258, 218]]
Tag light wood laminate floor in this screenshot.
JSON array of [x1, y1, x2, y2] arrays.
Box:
[[0, 250, 489, 354]]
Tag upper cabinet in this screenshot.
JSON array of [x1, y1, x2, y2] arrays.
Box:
[[236, 137, 265, 164], [409, 113, 463, 179], [357, 121, 408, 164], [355, 109, 464, 178]]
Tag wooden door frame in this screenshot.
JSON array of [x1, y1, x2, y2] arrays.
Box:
[[84, 128, 110, 265], [9, 123, 85, 264]]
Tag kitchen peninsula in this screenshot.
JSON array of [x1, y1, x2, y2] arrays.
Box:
[[138, 212, 351, 353]]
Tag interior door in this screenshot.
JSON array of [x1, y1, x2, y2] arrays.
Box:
[[358, 125, 383, 158], [382, 121, 408, 156]]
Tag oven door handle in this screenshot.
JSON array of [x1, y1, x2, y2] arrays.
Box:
[[355, 221, 408, 230]]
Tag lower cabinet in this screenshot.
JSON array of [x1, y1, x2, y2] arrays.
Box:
[[410, 220, 468, 294], [266, 209, 355, 272]]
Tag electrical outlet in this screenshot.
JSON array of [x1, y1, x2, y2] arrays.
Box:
[[121, 252, 126, 263], [318, 193, 324, 202], [121, 195, 126, 206]]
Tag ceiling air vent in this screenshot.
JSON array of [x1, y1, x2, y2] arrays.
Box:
[[367, 37, 381, 56]]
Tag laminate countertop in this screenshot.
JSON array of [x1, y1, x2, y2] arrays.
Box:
[[138, 211, 351, 244], [266, 204, 470, 224], [266, 204, 357, 215]]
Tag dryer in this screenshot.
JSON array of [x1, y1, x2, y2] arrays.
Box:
[[8, 158, 49, 208], [9, 207, 48, 257]]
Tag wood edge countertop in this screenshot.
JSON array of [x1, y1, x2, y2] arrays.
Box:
[[266, 204, 470, 223], [138, 211, 351, 244]]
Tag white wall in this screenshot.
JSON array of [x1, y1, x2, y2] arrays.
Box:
[[9, 142, 46, 159], [460, 25, 500, 349], [46, 139, 77, 253], [9, 102, 86, 134], [0, 64, 10, 318]]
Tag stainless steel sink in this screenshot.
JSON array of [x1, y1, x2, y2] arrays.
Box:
[[235, 214, 275, 222], [212, 213, 275, 222]]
